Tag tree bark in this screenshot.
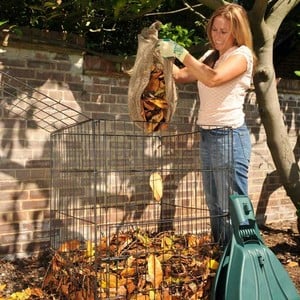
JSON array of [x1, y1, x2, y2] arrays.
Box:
[[248, 0, 300, 214]]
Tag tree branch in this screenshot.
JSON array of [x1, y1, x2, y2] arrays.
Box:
[[182, 1, 206, 21], [250, 0, 268, 21], [266, 0, 300, 34], [145, 3, 204, 18], [197, 0, 228, 11]]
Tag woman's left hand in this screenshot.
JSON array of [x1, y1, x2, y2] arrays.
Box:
[[157, 39, 189, 63]]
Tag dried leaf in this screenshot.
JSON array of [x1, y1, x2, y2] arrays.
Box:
[[117, 285, 127, 297], [85, 240, 95, 257], [126, 255, 136, 267], [161, 236, 173, 251], [137, 276, 147, 290], [117, 237, 133, 255], [151, 110, 164, 123], [137, 232, 152, 247], [131, 293, 150, 300], [0, 284, 6, 292], [157, 252, 173, 262], [207, 259, 219, 271], [30, 287, 44, 298], [100, 273, 118, 288], [97, 237, 108, 251], [149, 289, 162, 300], [148, 98, 168, 109], [287, 261, 299, 267], [190, 289, 204, 300], [74, 290, 84, 300], [144, 77, 160, 92], [147, 254, 163, 289], [146, 121, 159, 133], [126, 279, 137, 294], [187, 234, 198, 248], [143, 100, 156, 111], [58, 239, 81, 252], [61, 284, 69, 296], [161, 288, 172, 300], [7, 289, 31, 300], [149, 172, 163, 201], [121, 267, 136, 278]]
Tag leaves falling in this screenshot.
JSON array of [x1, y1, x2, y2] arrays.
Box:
[[149, 172, 163, 201]]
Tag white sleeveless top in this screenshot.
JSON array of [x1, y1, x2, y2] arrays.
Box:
[[197, 45, 253, 128]]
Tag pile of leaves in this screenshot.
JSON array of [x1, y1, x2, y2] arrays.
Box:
[[0, 221, 299, 299], [43, 230, 219, 300]]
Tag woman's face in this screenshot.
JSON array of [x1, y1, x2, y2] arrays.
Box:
[[211, 15, 235, 55]]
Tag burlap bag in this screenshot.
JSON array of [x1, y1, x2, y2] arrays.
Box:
[[127, 21, 178, 132]]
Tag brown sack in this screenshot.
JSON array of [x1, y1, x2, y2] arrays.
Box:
[[127, 21, 178, 133]]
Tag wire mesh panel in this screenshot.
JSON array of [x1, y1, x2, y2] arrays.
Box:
[[49, 119, 233, 299], [0, 71, 89, 132]]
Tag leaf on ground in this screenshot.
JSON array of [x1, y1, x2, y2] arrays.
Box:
[[58, 239, 81, 252], [287, 261, 299, 267], [207, 259, 219, 270]]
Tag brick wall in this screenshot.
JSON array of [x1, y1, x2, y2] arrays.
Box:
[[0, 41, 299, 258]]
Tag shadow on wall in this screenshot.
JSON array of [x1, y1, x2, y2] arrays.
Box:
[[0, 60, 89, 257], [244, 88, 300, 224]]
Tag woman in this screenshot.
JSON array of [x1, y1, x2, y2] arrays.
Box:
[[158, 3, 255, 244]]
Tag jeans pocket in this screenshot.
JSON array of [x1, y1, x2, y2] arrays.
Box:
[[235, 128, 251, 162]]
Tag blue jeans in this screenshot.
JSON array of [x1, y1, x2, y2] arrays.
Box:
[[199, 124, 251, 244]]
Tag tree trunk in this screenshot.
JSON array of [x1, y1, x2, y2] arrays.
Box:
[[250, 14, 300, 216], [253, 58, 300, 206]]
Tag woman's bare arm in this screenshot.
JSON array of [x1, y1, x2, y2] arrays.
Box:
[[172, 64, 197, 84], [181, 53, 247, 87]]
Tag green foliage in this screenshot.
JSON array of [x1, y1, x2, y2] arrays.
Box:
[[159, 23, 205, 48], [0, 20, 9, 27], [103, 0, 164, 20], [0, 21, 22, 37], [0, 0, 209, 56], [1, 0, 296, 59], [26, 0, 103, 34]]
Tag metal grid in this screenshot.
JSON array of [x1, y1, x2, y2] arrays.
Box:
[[50, 119, 233, 299], [0, 71, 90, 132]]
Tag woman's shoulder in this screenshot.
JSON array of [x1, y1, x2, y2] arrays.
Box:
[[233, 46, 253, 72], [233, 45, 252, 57], [230, 45, 253, 66]]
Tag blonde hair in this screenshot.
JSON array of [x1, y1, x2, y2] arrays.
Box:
[[206, 4, 256, 65]]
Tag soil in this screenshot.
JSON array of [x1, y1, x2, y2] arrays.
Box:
[[0, 221, 299, 299]]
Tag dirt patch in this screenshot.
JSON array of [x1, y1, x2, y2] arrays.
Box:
[[0, 221, 299, 299], [260, 220, 300, 292]]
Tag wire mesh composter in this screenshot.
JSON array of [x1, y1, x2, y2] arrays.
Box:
[[49, 119, 233, 299]]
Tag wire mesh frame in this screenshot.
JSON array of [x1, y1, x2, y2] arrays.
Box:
[[0, 71, 90, 132], [50, 119, 233, 299]]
